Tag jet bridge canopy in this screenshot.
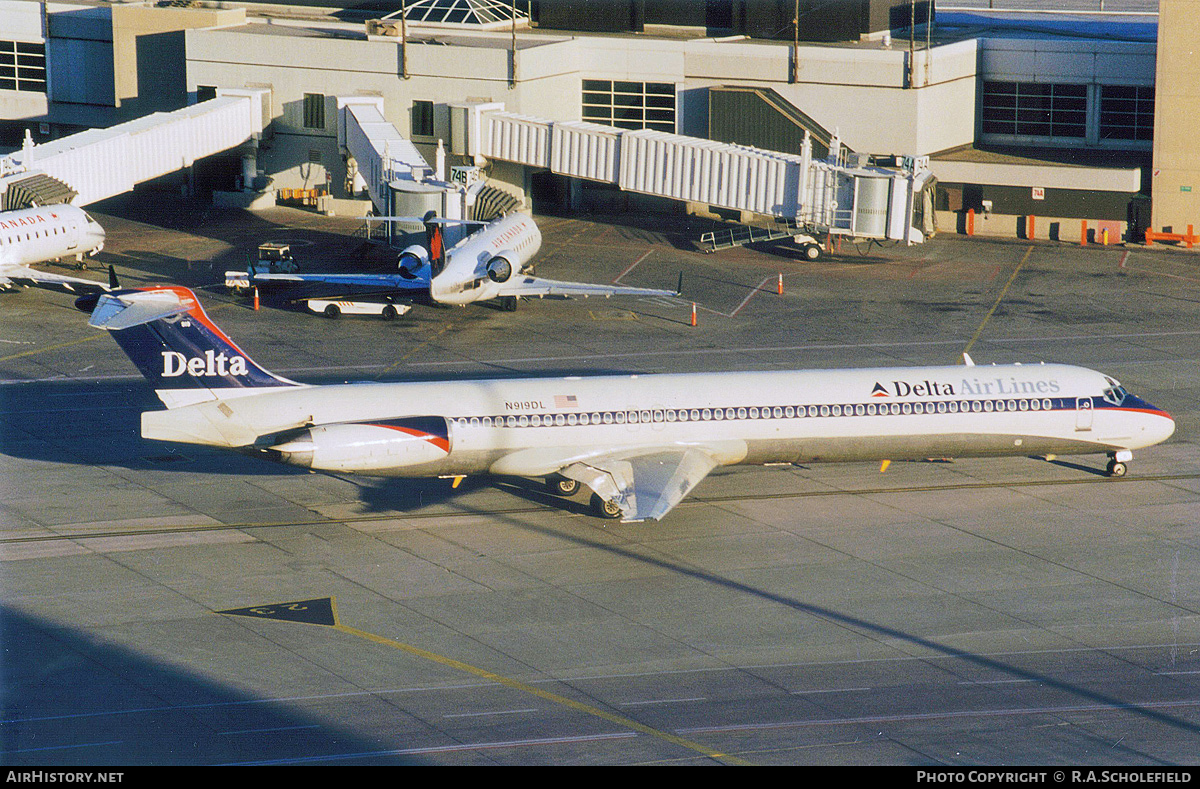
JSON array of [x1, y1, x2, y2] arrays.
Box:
[[0, 90, 269, 209], [451, 102, 933, 245]]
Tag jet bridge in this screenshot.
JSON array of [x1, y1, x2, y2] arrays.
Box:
[[0, 89, 269, 210], [450, 102, 935, 245]]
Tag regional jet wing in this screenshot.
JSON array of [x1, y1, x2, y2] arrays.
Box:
[[250, 272, 430, 290], [559, 447, 720, 522], [0, 264, 111, 294], [494, 274, 680, 301]]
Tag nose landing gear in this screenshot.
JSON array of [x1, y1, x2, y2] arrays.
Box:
[[1106, 450, 1133, 478]]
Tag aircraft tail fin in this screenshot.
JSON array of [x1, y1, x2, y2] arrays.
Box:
[[82, 285, 301, 407]]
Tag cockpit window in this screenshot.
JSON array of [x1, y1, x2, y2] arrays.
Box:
[[1102, 385, 1127, 405]]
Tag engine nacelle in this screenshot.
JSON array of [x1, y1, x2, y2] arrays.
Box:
[[268, 416, 451, 473], [398, 245, 429, 279], [485, 251, 521, 283]]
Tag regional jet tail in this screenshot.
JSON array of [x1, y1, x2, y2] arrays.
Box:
[[81, 286, 1176, 522], [248, 212, 680, 312], [0, 205, 108, 293]]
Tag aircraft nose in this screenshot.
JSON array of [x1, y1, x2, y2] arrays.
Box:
[[1129, 395, 1175, 444]]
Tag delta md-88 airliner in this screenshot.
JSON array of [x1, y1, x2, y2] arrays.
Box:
[[80, 285, 1176, 522]]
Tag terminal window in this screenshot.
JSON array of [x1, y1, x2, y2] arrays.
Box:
[[0, 41, 46, 93], [412, 100, 434, 137], [1099, 85, 1154, 141], [303, 93, 326, 130], [582, 80, 675, 132], [981, 81, 1087, 139]]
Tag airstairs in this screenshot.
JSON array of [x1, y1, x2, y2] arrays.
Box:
[[698, 217, 811, 252]]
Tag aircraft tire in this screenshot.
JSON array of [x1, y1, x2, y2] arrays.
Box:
[[1106, 459, 1127, 477], [502, 296, 518, 312], [323, 304, 341, 319], [590, 493, 622, 520], [546, 475, 579, 496]]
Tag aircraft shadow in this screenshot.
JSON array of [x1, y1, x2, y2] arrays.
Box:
[[422, 497, 1200, 763], [0, 604, 425, 765]]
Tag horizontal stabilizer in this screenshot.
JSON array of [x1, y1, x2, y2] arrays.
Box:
[[88, 289, 193, 330]]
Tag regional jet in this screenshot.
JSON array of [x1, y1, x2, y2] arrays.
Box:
[[244, 212, 678, 311], [79, 285, 1176, 522], [0, 204, 108, 292]]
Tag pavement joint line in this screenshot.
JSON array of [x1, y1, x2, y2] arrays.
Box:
[[4, 473, 1197, 546]]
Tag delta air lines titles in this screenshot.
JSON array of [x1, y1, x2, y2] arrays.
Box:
[[874, 376, 1062, 398]]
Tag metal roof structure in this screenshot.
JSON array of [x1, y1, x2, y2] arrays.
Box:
[[381, 0, 529, 31]]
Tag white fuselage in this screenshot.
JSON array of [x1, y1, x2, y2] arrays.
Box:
[[145, 363, 1175, 478], [429, 212, 542, 305], [0, 205, 105, 268]]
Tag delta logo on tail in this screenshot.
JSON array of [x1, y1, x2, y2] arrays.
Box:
[[162, 350, 250, 378]]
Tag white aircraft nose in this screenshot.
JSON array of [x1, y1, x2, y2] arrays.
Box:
[[1130, 395, 1175, 446]]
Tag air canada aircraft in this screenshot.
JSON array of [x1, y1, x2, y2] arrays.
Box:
[[0, 204, 108, 292], [79, 285, 1176, 522], [245, 212, 679, 311]]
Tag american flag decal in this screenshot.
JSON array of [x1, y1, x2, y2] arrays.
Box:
[[554, 394, 578, 408]]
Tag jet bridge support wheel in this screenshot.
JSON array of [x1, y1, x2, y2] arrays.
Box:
[[590, 493, 622, 519]]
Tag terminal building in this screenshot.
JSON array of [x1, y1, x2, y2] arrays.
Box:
[[0, 0, 1193, 243]]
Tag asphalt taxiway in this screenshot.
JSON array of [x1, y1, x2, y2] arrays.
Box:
[[2, 190, 1199, 765]]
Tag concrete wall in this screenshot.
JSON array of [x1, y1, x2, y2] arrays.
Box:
[[1151, 0, 1200, 234], [186, 18, 980, 183]]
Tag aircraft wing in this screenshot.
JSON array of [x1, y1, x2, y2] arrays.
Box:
[[251, 272, 430, 291], [0, 265, 110, 294], [558, 446, 720, 522], [493, 274, 679, 300]]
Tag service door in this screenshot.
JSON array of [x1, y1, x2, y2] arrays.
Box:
[[1075, 397, 1094, 431]]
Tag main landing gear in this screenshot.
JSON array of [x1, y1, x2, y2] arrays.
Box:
[[544, 474, 622, 519], [589, 493, 622, 520], [545, 474, 579, 497]]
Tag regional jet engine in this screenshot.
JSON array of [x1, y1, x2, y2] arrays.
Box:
[[267, 417, 451, 473], [397, 245, 430, 280], [484, 251, 521, 283]]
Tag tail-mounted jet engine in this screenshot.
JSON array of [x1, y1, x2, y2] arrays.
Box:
[[267, 416, 451, 473], [397, 245, 430, 280], [485, 251, 522, 283]]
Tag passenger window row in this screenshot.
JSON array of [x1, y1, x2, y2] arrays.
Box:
[[453, 398, 1068, 428]]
